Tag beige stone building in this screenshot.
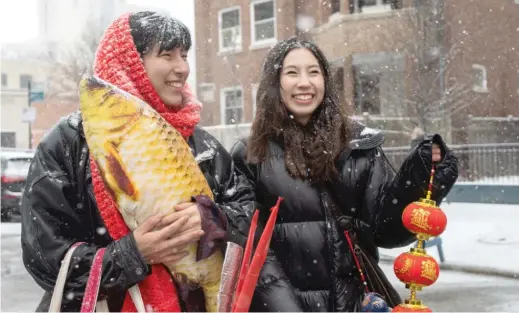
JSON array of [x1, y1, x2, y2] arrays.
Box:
[[1, 57, 47, 149]]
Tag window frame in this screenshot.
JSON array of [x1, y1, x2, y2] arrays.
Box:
[[471, 64, 488, 93], [1, 73, 7, 87], [198, 83, 216, 103], [0, 132, 16, 148], [218, 6, 242, 53], [220, 86, 244, 125], [351, 0, 393, 14], [250, 0, 277, 48], [352, 64, 383, 116], [19, 74, 32, 89]]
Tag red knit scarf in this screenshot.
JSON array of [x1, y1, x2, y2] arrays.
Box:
[[88, 13, 202, 312]]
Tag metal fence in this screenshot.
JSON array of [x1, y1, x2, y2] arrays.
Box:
[[383, 143, 519, 185], [204, 124, 519, 185]]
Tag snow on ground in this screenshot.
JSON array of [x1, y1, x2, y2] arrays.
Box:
[[0, 223, 21, 237], [380, 262, 519, 312], [380, 202, 519, 274]]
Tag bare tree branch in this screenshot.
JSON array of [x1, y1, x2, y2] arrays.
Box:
[[44, 19, 104, 101], [369, 2, 485, 140]]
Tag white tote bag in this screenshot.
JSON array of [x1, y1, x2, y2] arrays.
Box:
[[48, 242, 145, 313]]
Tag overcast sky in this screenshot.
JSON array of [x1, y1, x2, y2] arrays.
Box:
[[0, 0, 194, 43], [0, 0, 197, 87]]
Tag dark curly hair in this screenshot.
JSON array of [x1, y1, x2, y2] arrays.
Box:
[[247, 37, 350, 182]]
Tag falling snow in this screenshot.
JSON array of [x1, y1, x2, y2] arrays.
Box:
[[1, 1, 518, 311]]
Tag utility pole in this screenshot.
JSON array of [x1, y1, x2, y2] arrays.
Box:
[[25, 80, 43, 150], [27, 80, 33, 149]]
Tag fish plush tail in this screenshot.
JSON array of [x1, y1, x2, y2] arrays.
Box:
[[165, 243, 224, 312]]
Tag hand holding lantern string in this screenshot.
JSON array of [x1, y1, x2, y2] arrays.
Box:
[[392, 140, 448, 312], [432, 143, 442, 163]]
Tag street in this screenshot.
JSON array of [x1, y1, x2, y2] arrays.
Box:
[[2, 220, 519, 312]]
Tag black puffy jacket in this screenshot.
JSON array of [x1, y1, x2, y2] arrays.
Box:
[[20, 111, 255, 312], [230, 122, 458, 312]]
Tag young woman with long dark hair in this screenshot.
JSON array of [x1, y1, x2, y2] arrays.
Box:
[[229, 37, 459, 312]]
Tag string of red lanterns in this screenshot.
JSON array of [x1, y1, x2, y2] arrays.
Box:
[[392, 164, 448, 312]]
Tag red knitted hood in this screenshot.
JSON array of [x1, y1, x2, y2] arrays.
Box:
[[93, 13, 201, 138]]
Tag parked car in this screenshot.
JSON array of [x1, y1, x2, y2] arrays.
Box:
[[1, 149, 34, 221]]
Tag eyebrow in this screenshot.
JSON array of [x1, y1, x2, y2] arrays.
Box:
[[283, 64, 320, 70]]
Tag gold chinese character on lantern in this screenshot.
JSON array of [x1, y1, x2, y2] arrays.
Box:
[[410, 208, 431, 231], [421, 260, 438, 281], [395, 258, 413, 274]]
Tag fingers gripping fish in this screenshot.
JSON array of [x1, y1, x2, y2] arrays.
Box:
[[79, 75, 223, 312]]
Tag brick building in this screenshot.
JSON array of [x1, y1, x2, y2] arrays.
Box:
[[195, 0, 519, 145]]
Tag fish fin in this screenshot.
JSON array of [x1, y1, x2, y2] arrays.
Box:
[[101, 141, 140, 201]]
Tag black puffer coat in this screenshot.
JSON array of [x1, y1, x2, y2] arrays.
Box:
[[20, 112, 255, 312], [230, 122, 458, 312]]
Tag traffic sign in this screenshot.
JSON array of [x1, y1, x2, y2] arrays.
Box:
[[30, 91, 44, 103], [22, 107, 36, 123]]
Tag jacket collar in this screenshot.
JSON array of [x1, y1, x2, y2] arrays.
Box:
[[348, 120, 385, 151], [67, 110, 84, 138]]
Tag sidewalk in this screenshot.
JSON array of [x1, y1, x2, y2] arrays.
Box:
[[379, 202, 519, 279]]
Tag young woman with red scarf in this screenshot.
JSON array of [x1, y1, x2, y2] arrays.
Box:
[[20, 12, 255, 312]]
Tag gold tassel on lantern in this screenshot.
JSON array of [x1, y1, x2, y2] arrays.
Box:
[[392, 165, 447, 312]]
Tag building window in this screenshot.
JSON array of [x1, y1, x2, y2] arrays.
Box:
[[199, 83, 216, 102], [220, 87, 244, 125], [251, 0, 276, 46], [20, 74, 32, 89], [331, 0, 341, 14], [251, 83, 259, 119], [471, 64, 487, 93], [350, 0, 400, 13], [218, 6, 241, 52], [353, 68, 381, 115], [1, 132, 16, 148], [1, 73, 7, 87]]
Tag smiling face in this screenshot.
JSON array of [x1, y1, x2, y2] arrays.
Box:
[[142, 45, 190, 109], [279, 48, 325, 125]]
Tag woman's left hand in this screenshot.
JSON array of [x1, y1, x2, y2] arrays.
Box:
[[432, 143, 442, 162], [159, 202, 202, 234]]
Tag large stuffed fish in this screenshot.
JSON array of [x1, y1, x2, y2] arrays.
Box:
[[79, 75, 223, 312]]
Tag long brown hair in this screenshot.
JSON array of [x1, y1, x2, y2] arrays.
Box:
[[247, 37, 350, 182]]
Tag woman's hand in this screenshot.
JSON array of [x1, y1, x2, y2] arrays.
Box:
[[161, 202, 202, 234], [133, 213, 204, 265]]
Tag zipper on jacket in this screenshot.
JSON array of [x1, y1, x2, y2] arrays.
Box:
[[320, 191, 337, 312]]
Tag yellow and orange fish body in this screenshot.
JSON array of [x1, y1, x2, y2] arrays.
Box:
[[79, 76, 223, 312]]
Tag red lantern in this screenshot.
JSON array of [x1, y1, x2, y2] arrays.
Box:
[[402, 199, 447, 238], [394, 252, 440, 287]]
